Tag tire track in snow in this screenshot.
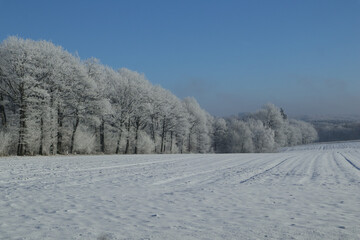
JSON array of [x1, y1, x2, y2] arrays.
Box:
[[199, 154, 295, 187], [339, 153, 360, 171], [331, 153, 360, 185], [152, 155, 262, 186], [277, 153, 316, 185], [239, 157, 293, 184]]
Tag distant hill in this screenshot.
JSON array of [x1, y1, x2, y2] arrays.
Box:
[[293, 115, 360, 142], [293, 114, 360, 122]]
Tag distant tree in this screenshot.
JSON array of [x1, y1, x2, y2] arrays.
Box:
[[289, 119, 318, 144], [212, 117, 227, 153], [183, 97, 211, 153], [250, 103, 287, 147], [226, 118, 253, 153], [280, 108, 287, 120], [247, 119, 275, 152]]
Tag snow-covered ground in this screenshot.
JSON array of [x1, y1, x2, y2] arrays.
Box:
[[1, 142, 360, 240]]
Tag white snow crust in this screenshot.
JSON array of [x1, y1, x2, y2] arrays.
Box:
[[1, 142, 360, 239]]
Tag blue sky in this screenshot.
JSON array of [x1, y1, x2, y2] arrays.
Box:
[[1, 0, 359, 117]]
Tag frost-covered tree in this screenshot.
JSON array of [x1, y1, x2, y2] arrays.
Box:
[[0, 37, 59, 155], [84, 59, 114, 153], [150, 88, 187, 153], [250, 103, 287, 147], [247, 119, 275, 152], [226, 118, 253, 153], [146, 86, 189, 154], [212, 117, 228, 153], [183, 97, 211, 153], [117, 68, 153, 154], [289, 119, 318, 144]]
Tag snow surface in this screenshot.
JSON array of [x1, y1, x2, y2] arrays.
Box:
[[1, 142, 360, 239]]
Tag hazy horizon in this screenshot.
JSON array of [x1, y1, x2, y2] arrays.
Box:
[[1, 0, 359, 117]]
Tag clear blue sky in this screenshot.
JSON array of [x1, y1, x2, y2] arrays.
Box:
[[1, 0, 359, 117]]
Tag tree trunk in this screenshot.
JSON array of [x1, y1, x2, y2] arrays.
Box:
[[160, 119, 166, 153], [57, 104, 63, 154], [115, 130, 122, 154], [124, 118, 131, 154], [180, 138, 183, 154], [17, 84, 26, 156], [100, 118, 105, 153], [188, 133, 191, 153], [134, 121, 139, 154], [170, 131, 173, 153], [49, 91, 55, 155], [0, 94, 7, 128], [39, 117, 44, 155], [150, 116, 157, 153], [70, 115, 79, 154]]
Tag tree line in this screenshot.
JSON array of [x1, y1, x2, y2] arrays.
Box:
[[311, 120, 360, 142], [0, 37, 318, 156]]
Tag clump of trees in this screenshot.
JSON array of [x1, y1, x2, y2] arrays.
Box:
[[0, 37, 318, 156], [212, 104, 318, 153]]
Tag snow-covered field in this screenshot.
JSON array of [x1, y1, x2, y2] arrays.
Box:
[[1, 142, 360, 240]]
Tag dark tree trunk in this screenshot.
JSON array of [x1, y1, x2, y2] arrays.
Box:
[[124, 138, 130, 154], [188, 133, 191, 153], [39, 117, 44, 155], [197, 134, 201, 153], [57, 104, 63, 154], [0, 94, 7, 128], [100, 118, 105, 153], [170, 131, 173, 153], [70, 115, 79, 154], [150, 116, 157, 153], [180, 138, 183, 154], [115, 130, 122, 154], [17, 84, 26, 156], [49, 90, 55, 155], [160, 119, 166, 153], [124, 118, 131, 154], [134, 121, 140, 154]]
